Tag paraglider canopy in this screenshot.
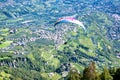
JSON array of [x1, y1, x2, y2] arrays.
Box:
[[54, 17, 86, 32]]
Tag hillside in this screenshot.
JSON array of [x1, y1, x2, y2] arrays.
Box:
[[0, 0, 120, 79]]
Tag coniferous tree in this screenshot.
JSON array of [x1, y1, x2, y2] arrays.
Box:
[[100, 67, 113, 80], [113, 68, 120, 80], [67, 68, 82, 80], [82, 62, 100, 80], [109, 67, 116, 78]]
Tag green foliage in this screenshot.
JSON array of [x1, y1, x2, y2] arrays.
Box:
[[0, 66, 44, 80], [0, 28, 13, 48], [0, 41, 13, 48], [82, 62, 100, 80], [0, 71, 11, 80], [109, 67, 116, 77], [0, 52, 13, 61], [0, 7, 120, 80], [113, 68, 120, 80], [41, 72, 61, 80], [67, 68, 82, 80], [100, 67, 113, 80]]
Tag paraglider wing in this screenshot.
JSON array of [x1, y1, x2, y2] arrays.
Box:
[[54, 18, 69, 26], [54, 17, 86, 31]]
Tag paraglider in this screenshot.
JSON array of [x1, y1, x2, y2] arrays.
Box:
[[54, 17, 86, 32]]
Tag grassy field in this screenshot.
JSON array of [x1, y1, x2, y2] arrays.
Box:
[[0, 71, 11, 80], [40, 49, 60, 68], [0, 28, 9, 32], [0, 13, 7, 21], [71, 63, 84, 71], [0, 37, 3, 41], [0, 41, 13, 48]]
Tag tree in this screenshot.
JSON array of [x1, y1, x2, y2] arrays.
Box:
[[100, 67, 113, 80], [109, 67, 116, 78], [67, 68, 82, 80], [82, 62, 100, 80], [113, 68, 120, 80]]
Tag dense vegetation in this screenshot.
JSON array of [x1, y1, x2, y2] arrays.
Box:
[[1, 62, 120, 80], [0, 12, 120, 79], [0, 0, 120, 79], [66, 62, 120, 80]]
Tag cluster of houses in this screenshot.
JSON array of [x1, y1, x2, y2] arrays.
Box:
[[107, 14, 120, 40], [107, 26, 120, 40], [1, 24, 72, 55]]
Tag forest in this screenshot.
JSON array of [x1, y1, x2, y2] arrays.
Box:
[[1, 62, 120, 80]]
